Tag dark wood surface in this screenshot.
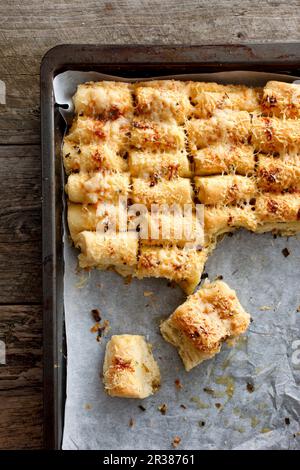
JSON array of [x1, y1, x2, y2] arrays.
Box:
[[0, 0, 299, 450]]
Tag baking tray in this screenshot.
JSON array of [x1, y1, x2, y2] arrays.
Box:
[[41, 43, 300, 450]]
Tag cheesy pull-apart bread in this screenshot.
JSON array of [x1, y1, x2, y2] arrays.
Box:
[[189, 82, 262, 118], [194, 174, 256, 206], [262, 81, 300, 119], [160, 280, 250, 371], [204, 205, 257, 241], [67, 202, 128, 244], [256, 155, 300, 192], [73, 81, 133, 118], [251, 116, 300, 153], [132, 177, 194, 208], [136, 246, 208, 294], [255, 194, 300, 235], [65, 172, 130, 204], [77, 231, 138, 276], [103, 335, 160, 399], [187, 110, 252, 151], [193, 144, 255, 176], [63, 142, 128, 174], [131, 119, 185, 151], [128, 149, 191, 178], [134, 80, 191, 124]]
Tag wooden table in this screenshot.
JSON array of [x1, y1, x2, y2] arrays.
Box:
[[0, 0, 299, 450]]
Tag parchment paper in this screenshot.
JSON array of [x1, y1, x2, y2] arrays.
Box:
[[53, 71, 300, 450]]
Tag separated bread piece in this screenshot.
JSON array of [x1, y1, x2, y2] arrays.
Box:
[[193, 144, 255, 176], [251, 116, 300, 153], [255, 193, 300, 235], [262, 81, 300, 119], [160, 280, 250, 371], [66, 116, 131, 151], [132, 177, 194, 208], [204, 205, 257, 240], [67, 203, 128, 243], [136, 246, 208, 294], [139, 211, 204, 247], [66, 171, 130, 204], [77, 231, 138, 275], [257, 155, 300, 192], [73, 81, 133, 118], [103, 335, 160, 399], [189, 82, 261, 118], [194, 175, 256, 205], [135, 80, 191, 123], [131, 119, 185, 151], [187, 110, 251, 151], [128, 149, 191, 178], [63, 142, 128, 174]]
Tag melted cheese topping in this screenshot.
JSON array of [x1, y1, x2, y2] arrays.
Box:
[[160, 280, 250, 370]]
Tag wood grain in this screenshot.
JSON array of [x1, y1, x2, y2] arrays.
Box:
[[0, 0, 298, 450], [0, 305, 42, 449]]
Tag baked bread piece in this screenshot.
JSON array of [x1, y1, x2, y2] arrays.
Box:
[[134, 80, 191, 124], [255, 193, 300, 235], [65, 116, 131, 154], [77, 231, 138, 276], [204, 205, 257, 240], [63, 142, 128, 174], [189, 82, 262, 118], [251, 116, 300, 153], [193, 144, 255, 176], [136, 246, 208, 294], [128, 149, 191, 178], [187, 110, 252, 150], [103, 335, 160, 399], [138, 211, 204, 248], [262, 81, 300, 119], [73, 81, 133, 118], [132, 176, 194, 208], [160, 280, 250, 371], [67, 202, 128, 243], [194, 174, 257, 205], [256, 155, 300, 192], [131, 118, 185, 151], [65, 172, 130, 204]]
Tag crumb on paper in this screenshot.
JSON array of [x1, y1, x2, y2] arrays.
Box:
[[143, 291, 154, 297], [90, 319, 110, 342], [216, 275, 223, 280], [215, 403, 222, 409], [297, 306, 300, 312], [172, 436, 181, 448], [180, 404, 187, 409], [175, 378, 183, 390], [158, 403, 168, 415], [138, 405, 146, 412], [285, 417, 290, 425], [84, 403, 92, 410], [91, 308, 101, 322], [261, 427, 271, 434], [259, 305, 272, 311], [203, 387, 215, 395], [246, 382, 255, 393], [129, 418, 135, 427], [282, 247, 290, 258], [198, 421, 206, 427]]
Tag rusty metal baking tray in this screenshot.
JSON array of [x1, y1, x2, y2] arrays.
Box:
[[41, 43, 300, 449]]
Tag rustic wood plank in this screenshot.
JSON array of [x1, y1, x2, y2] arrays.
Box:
[[0, 147, 41, 303], [0, 305, 42, 449]]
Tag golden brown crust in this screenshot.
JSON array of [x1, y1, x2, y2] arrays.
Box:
[[194, 175, 257, 206], [103, 335, 161, 399], [160, 280, 250, 370], [262, 81, 300, 119], [193, 144, 255, 176]]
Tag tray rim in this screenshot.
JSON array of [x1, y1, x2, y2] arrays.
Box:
[[40, 43, 300, 450]]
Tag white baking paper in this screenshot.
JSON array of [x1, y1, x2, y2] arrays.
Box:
[[53, 71, 300, 450]]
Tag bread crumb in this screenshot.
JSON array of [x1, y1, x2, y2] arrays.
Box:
[[172, 436, 181, 448]]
